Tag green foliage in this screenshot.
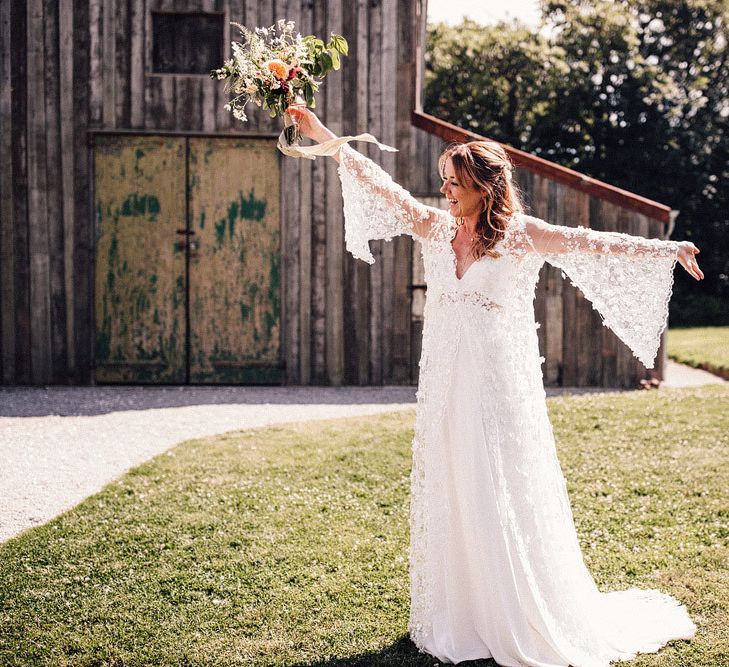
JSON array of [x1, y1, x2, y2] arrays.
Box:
[[302, 33, 348, 77], [1, 388, 728, 665], [425, 20, 568, 144], [425, 1, 729, 325], [296, 33, 348, 109]]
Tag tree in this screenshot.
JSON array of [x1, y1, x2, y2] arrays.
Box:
[[424, 20, 567, 148]]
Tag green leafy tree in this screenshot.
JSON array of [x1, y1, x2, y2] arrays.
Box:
[[425, 20, 568, 149]]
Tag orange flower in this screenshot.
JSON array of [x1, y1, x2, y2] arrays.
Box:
[[265, 59, 289, 80]]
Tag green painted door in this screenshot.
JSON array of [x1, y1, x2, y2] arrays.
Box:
[[93, 135, 282, 384], [188, 137, 282, 383], [94, 135, 187, 383]]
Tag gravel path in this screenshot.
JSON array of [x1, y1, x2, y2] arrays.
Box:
[[663, 358, 728, 387], [0, 386, 419, 544], [1, 367, 724, 545]]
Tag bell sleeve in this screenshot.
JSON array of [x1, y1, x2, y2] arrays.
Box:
[[336, 144, 445, 264], [521, 214, 681, 369]]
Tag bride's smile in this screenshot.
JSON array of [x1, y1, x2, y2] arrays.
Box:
[[439, 157, 484, 220]]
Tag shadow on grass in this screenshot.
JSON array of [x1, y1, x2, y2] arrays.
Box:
[[291, 634, 500, 667]]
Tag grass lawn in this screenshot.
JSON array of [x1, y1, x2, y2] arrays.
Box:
[[667, 327, 729, 378], [1, 385, 728, 667]]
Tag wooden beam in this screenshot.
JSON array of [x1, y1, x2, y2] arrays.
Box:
[[0, 0, 15, 381], [27, 0, 52, 383], [73, 0, 94, 384], [367, 0, 383, 384], [102, 0, 115, 125], [354, 0, 370, 383], [325, 0, 345, 385], [45, 0, 69, 382], [278, 0, 301, 385], [298, 0, 313, 383], [60, 0, 76, 377]]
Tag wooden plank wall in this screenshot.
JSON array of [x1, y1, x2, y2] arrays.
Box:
[[0, 0, 421, 386], [1, 0, 95, 385], [410, 129, 672, 387], [292, 0, 417, 385], [2, 0, 71, 385], [0, 0, 18, 383]]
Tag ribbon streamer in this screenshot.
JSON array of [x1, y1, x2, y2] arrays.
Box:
[[277, 113, 398, 159]]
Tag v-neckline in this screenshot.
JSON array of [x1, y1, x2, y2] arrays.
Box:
[[447, 217, 511, 282], [448, 220, 484, 282], [450, 245, 483, 282]]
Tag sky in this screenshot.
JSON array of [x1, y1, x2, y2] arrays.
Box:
[[427, 0, 542, 28]]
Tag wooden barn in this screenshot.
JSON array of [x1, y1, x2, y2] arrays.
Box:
[[0, 0, 676, 387]]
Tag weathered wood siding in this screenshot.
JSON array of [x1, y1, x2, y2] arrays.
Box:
[[0, 0, 674, 387], [1, 0, 423, 386]]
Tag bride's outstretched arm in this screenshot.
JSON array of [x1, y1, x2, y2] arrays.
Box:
[[286, 105, 445, 264], [514, 213, 703, 369], [522, 214, 704, 281]]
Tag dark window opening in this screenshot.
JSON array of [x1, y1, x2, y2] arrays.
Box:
[[151, 12, 224, 74]]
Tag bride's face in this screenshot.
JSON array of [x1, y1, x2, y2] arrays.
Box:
[[440, 157, 484, 219]]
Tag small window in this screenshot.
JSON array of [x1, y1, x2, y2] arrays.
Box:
[[151, 12, 224, 74]]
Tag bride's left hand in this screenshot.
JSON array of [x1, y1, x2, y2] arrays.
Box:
[[677, 241, 704, 280]]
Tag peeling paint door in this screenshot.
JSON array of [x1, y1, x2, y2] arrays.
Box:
[[94, 135, 187, 383], [93, 134, 282, 384], [187, 138, 282, 383]]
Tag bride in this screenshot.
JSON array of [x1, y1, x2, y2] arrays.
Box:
[[286, 105, 702, 666]]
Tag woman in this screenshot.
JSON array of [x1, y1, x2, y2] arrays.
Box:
[[286, 105, 702, 667]]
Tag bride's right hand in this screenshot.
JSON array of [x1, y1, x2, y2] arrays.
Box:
[[677, 241, 704, 280], [286, 105, 330, 142]]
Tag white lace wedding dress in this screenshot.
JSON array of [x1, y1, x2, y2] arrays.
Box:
[[336, 144, 696, 667]]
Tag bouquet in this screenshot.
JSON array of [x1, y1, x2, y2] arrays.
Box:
[[211, 19, 396, 160], [211, 20, 347, 145]]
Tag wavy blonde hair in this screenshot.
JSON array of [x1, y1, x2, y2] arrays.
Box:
[[438, 140, 524, 259]]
